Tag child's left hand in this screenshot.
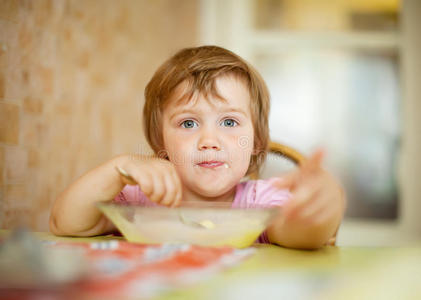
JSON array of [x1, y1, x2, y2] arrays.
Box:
[[271, 149, 346, 248]]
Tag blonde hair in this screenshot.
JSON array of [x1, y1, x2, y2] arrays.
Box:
[[143, 45, 270, 176]]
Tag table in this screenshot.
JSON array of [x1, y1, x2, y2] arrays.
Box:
[[157, 244, 421, 300], [1, 231, 420, 299]]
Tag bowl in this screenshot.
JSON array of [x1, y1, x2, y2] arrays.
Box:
[[97, 201, 279, 248]]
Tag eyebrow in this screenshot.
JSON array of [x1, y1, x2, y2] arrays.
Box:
[[169, 107, 248, 120]]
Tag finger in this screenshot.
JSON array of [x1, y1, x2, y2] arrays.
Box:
[[284, 178, 322, 219], [298, 189, 331, 221], [313, 196, 345, 228], [301, 149, 325, 174], [133, 171, 153, 195], [169, 169, 182, 207], [149, 174, 166, 204], [271, 171, 300, 190], [290, 176, 322, 206], [160, 173, 177, 206], [306, 195, 337, 227], [272, 149, 325, 191], [294, 185, 340, 228], [173, 187, 182, 207]]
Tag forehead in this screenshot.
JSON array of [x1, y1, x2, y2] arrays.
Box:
[[164, 75, 251, 114]]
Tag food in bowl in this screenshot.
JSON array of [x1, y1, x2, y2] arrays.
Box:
[[97, 201, 279, 248]]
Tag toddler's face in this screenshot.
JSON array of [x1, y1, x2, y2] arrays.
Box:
[[162, 75, 254, 198]]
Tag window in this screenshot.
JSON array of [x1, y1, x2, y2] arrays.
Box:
[[200, 0, 401, 219]]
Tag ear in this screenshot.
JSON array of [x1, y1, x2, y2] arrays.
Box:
[[156, 149, 169, 160], [251, 139, 266, 156]]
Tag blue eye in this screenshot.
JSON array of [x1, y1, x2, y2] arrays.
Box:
[[221, 119, 238, 127], [181, 120, 197, 128]]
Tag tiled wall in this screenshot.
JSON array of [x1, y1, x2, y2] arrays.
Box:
[[0, 0, 198, 230]]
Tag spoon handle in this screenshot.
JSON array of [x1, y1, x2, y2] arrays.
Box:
[[115, 166, 137, 185]]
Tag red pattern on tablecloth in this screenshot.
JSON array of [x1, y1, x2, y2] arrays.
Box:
[[46, 240, 254, 299]]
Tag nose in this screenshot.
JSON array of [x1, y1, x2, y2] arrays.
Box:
[[197, 127, 221, 151]]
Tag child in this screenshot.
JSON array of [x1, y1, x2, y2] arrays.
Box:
[[50, 46, 346, 249]]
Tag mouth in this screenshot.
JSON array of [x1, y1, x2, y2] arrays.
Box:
[[196, 161, 228, 169]]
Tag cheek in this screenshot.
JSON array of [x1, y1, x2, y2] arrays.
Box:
[[163, 131, 193, 165], [227, 132, 254, 168], [166, 140, 184, 158], [229, 126, 254, 152], [233, 135, 254, 153]]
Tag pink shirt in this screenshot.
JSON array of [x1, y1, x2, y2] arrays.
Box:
[[114, 177, 291, 244]]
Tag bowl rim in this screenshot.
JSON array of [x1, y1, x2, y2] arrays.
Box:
[[97, 200, 280, 212]]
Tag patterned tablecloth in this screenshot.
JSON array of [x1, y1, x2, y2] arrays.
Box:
[[55, 240, 254, 299], [0, 231, 255, 299], [1, 230, 421, 300]]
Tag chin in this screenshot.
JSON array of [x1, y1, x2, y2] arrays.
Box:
[[192, 181, 237, 197], [196, 189, 224, 198]]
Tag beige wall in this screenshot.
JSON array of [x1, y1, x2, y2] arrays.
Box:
[[0, 0, 198, 230]]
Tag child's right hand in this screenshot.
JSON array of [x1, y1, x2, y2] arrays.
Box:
[[117, 155, 182, 207]]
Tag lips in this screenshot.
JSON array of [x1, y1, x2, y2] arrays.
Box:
[[197, 161, 225, 168]]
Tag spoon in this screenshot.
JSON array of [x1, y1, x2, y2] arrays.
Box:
[[115, 166, 137, 185], [178, 212, 215, 229], [115, 166, 215, 229]]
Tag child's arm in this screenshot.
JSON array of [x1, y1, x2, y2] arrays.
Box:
[[267, 150, 346, 249], [49, 155, 182, 237]]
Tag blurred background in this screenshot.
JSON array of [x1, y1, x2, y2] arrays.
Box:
[[0, 0, 420, 246]]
